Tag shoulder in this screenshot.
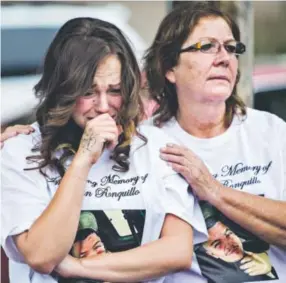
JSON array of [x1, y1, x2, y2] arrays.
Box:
[[137, 123, 178, 148], [245, 108, 285, 126], [1, 122, 41, 167], [131, 124, 179, 179], [242, 108, 286, 135]]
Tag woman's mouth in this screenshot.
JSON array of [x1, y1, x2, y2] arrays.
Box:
[[208, 75, 230, 82]]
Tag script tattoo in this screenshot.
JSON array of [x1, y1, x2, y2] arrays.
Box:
[[81, 129, 97, 152]]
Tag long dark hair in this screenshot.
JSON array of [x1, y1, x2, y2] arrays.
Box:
[[28, 17, 144, 176], [144, 2, 246, 127]]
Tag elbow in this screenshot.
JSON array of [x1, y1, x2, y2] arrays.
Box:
[[173, 242, 193, 270], [26, 256, 57, 274], [177, 250, 193, 270]]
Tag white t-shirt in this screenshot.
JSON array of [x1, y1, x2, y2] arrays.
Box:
[[153, 108, 286, 283], [1, 123, 207, 283]]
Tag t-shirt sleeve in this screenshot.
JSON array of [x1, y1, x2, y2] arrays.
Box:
[[1, 136, 50, 262], [160, 168, 208, 245], [142, 125, 208, 245]]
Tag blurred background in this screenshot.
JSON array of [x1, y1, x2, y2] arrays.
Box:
[[1, 0, 286, 129]]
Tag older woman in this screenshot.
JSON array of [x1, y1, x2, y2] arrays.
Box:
[[144, 2, 286, 283], [1, 17, 207, 283]]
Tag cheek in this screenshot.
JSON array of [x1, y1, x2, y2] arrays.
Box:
[[110, 96, 123, 109], [230, 59, 238, 81], [184, 58, 208, 83], [74, 97, 93, 115], [192, 62, 207, 81]]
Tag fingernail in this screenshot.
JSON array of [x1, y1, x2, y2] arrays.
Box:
[[167, 143, 173, 147]]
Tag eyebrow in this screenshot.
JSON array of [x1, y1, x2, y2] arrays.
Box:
[[198, 37, 236, 42], [92, 83, 121, 88]]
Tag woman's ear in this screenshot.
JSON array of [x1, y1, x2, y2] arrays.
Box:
[[165, 68, 176, 84]]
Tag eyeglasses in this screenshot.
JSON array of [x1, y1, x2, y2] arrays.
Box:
[[180, 37, 246, 55]]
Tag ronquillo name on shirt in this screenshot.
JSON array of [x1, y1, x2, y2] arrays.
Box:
[[87, 186, 141, 201]]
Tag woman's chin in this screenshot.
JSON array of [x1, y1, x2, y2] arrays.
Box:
[[203, 92, 231, 104]]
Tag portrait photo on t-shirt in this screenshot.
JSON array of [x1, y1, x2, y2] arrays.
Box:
[[195, 200, 278, 283], [59, 209, 146, 283]]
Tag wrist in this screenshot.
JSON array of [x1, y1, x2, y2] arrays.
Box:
[[208, 179, 223, 206], [78, 254, 105, 278], [73, 152, 95, 169], [71, 258, 86, 278]]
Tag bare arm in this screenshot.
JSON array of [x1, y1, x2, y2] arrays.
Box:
[[56, 214, 193, 282], [210, 182, 286, 248], [13, 158, 91, 274], [12, 115, 119, 274], [160, 143, 286, 248]]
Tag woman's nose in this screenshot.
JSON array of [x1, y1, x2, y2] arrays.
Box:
[[213, 45, 231, 67], [95, 93, 109, 113]]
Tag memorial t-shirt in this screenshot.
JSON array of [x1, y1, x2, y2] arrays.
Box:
[[2, 123, 207, 283], [156, 108, 286, 283]]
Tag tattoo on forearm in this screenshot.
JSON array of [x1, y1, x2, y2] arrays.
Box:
[[81, 130, 97, 152]]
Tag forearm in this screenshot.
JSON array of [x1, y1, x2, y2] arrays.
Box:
[[60, 235, 192, 282], [210, 182, 286, 247], [15, 156, 92, 272]]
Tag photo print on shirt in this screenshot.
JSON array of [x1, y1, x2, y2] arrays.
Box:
[[59, 209, 146, 283], [195, 200, 278, 283]]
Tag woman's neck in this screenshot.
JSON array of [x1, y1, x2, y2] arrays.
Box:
[[176, 102, 227, 138]]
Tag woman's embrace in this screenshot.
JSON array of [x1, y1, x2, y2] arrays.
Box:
[[1, 17, 207, 283]]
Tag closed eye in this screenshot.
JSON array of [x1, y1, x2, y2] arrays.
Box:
[[83, 90, 96, 97], [109, 88, 121, 95], [210, 239, 221, 248]]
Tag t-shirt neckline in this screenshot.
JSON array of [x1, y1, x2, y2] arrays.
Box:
[[166, 113, 242, 149]]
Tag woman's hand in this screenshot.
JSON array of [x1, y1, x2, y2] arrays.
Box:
[[76, 114, 119, 166], [160, 143, 220, 202], [1, 125, 34, 149], [240, 252, 273, 277]]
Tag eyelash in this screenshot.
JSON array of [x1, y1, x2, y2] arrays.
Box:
[[83, 91, 94, 97], [109, 89, 121, 94], [83, 89, 121, 97]]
